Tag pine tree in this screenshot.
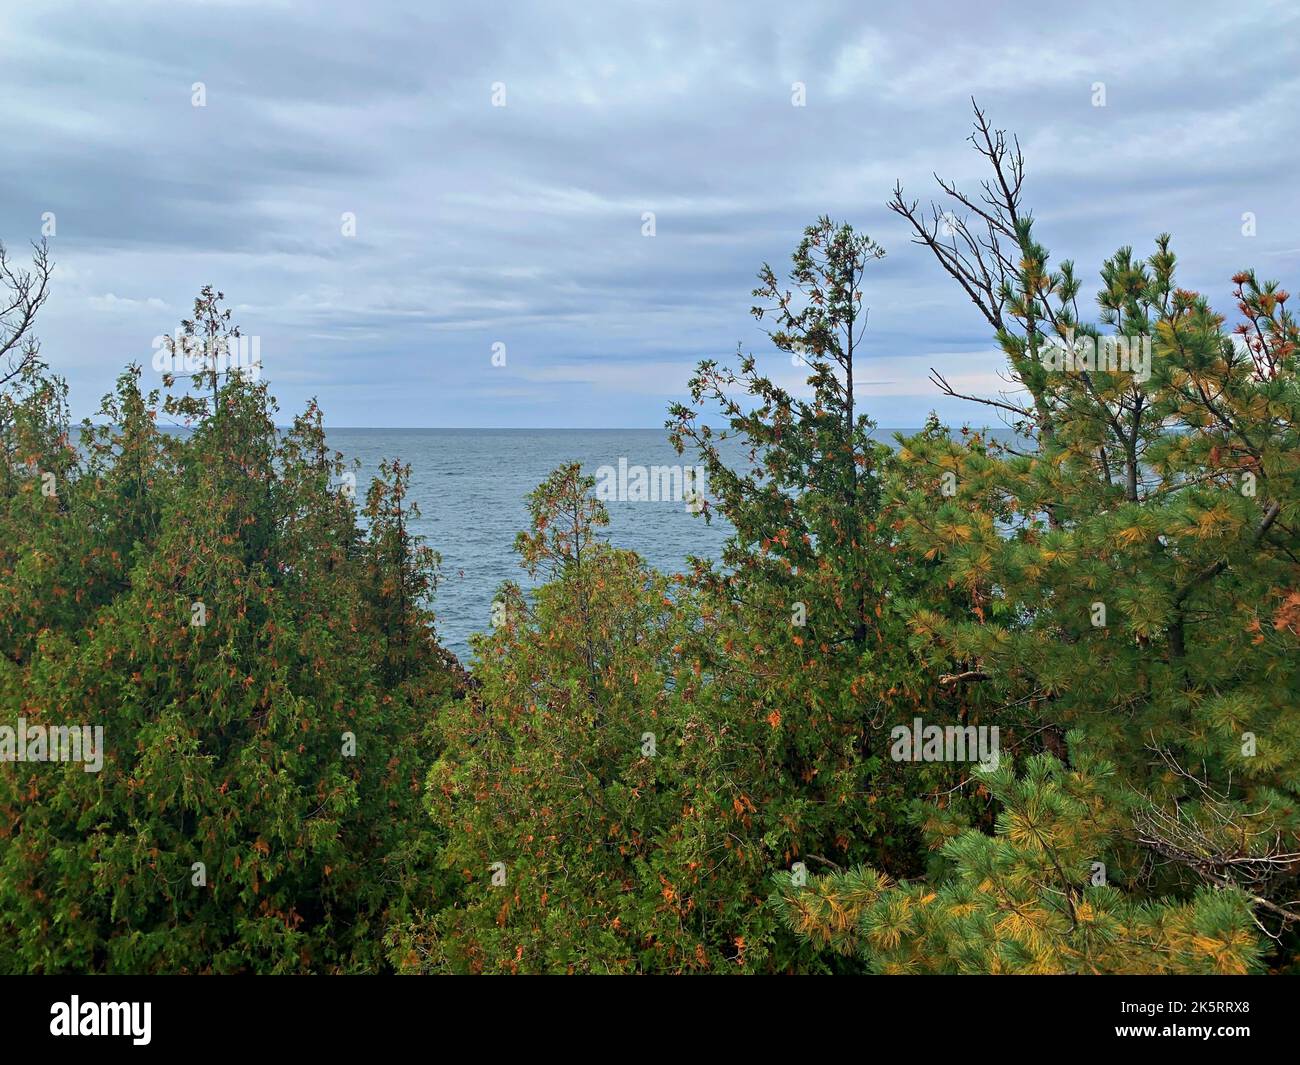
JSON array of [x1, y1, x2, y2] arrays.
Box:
[[875, 105, 1300, 962], [774, 747, 1264, 974]]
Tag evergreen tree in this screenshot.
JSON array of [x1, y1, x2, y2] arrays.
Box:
[[393, 464, 738, 972], [0, 292, 454, 973], [774, 748, 1264, 974], [777, 105, 1296, 971], [666, 218, 982, 967]]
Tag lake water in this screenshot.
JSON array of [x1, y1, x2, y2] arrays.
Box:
[[325, 427, 987, 661], [326, 428, 738, 660]]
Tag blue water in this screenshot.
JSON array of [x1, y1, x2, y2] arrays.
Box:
[[325, 428, 739, 661], [325, 427, 1016, 661], [117, 424, 996, 661]]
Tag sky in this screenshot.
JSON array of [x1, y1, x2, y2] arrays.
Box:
[[2, 0, 1297, 428]]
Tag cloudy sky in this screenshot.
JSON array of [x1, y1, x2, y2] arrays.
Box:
[[2, 0, 1297, 427]]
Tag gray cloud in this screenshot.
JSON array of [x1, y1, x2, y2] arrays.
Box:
[[2, 0, 1297, 427]]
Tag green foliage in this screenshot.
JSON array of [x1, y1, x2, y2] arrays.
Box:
[[774, 751, 1265, 974], [888, 210, 1300, 922], [0, 295, 455, 973], [843, 107, 1297, 968], [5, 111, 1295, 975], [665, 217, 982, 946], [391, 465, 781, 972]]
